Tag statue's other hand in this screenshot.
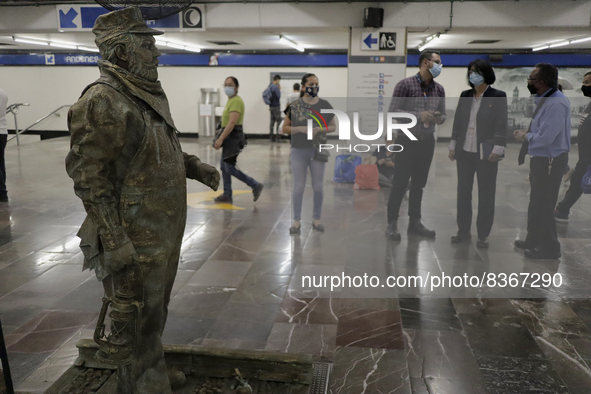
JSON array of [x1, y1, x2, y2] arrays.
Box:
[[102, 241, 137, 274], [199, 164, 221, 191]]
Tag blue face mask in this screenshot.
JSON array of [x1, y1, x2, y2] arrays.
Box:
[[428, 63, 442, 78], [305, 86, 319, 97], [469, 72, 485, 87], [224, 86, 235, 97]]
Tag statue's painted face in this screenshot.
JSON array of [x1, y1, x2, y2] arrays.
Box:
[[127, 35, 160, 82]]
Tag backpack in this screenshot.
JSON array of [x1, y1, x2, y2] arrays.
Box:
[[262, 84, 273, 105]]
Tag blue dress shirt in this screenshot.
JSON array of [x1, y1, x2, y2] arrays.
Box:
[[527, 89, 571, 158]]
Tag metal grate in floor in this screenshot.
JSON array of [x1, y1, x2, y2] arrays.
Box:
[[309, 362, 332, 394]]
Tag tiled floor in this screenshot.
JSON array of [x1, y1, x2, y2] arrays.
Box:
[[1, 136, 591, 393]]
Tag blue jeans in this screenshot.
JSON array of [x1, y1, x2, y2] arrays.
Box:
[[291, 148, 325, 221], [221, 156, 259, 198]]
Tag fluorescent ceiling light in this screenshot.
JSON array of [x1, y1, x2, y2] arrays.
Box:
[[532, 45, 549, 52], [279, 35, 305, 52], [549, 41, 569, 48], [184, 46, 202, 53], [50, 42, 77, 49], [417, 33, 441, 52], [570, 37, 591, 44], [78, 46, 99, 52], [14, 37, 48, 46], [165, 42, 185, 50]]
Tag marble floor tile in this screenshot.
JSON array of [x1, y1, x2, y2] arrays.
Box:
[[168, 285, 236, 319], [410, 377, 489, 394], [265, 322, 337, 359], [535, 335, 591, 394], [276, 295, 340, 325], [187, 260, 252, 287], [511, 299, 591, 339], [399, 298, 462, 331], [404, 329, 482, 381], [329, 347, 411, 394], [459, 314, 545, 359], [475, 355, 569, 394], [336, 299, 404, 350]]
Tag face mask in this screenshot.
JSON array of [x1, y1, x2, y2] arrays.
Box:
[[469, 73, 485, 87], [224, 86, 235, 97], [582, 85, 591, 97], [527, 83, 537, 95], [305, 86, 319, 97], [428, 63, 442, 78]]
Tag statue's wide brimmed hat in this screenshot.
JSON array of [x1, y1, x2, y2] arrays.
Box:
[[93, 7, 163, 47]]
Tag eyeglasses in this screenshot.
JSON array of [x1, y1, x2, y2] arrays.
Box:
[[428, 58, 442, 65]]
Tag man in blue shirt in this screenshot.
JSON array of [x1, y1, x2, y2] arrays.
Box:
[[514, 63, 570, 259], [268, 74, 282, 142]]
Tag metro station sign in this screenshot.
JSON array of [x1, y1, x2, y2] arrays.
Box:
[[56, 4, 205, 31]]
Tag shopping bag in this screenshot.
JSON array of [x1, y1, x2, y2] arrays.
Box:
[[334, 154, 361, 183], [353, 164, 380, 190], [581, 165, 591, 194]]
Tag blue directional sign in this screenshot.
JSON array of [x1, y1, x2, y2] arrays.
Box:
[[56, 4, 205, 31], [59, 7, 78, 28], [362, 32, 379, 51]]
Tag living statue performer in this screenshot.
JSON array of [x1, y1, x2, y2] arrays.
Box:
[[66, 7, 220, 393]]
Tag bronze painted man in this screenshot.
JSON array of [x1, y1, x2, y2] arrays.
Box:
[[66, 7, 219, 393]]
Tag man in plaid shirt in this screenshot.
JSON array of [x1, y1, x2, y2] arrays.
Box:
[[386, 51, 446, 241]]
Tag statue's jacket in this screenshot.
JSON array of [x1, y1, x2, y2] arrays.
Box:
[[66, 66, 200, 282]]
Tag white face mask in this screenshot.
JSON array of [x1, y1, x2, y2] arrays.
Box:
[[224, 86, 235, 97], [429, 62, 443, 78]]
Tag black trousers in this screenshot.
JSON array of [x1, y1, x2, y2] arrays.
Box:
[[526, 153, 568, 253], [456, 151, 498, 238], [387, 134, 435, 224], [0, 134, 6, 199], [556, 158, 590, 214]]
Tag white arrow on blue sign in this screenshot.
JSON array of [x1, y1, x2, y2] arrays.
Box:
[[361, 32, 379, 51]]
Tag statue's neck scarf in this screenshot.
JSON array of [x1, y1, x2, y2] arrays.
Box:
[[98, 60, 176, 130]]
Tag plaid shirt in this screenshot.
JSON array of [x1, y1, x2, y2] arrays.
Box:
[[388, 73, 446, 136]]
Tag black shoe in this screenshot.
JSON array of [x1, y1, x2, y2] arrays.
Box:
[[386, 223, 401, 241], [312, 223, 325, 232], [408, 219, 436, 238], [253, 184, 264, 202], [524, 247, 561, 260], [213, 195, 233, 204], [289, 225, 301, 235], [514, 240, 534, 250], [476, 237, 489, 249], [451, 233, 471, 244]]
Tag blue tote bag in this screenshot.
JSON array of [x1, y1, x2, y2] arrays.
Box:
[[334, 154, 362, 183]]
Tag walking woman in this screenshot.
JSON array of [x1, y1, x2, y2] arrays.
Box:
[[213, 76, 263, 203], [448, 59, 507, 248], [282, 73, 335, 235]]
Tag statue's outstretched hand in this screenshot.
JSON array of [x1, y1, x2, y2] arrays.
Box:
[[198, 163, 220, 191], [102, 241, 138, 275]]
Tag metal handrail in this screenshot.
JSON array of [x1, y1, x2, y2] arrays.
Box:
[[7, 105, 71, 145]]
